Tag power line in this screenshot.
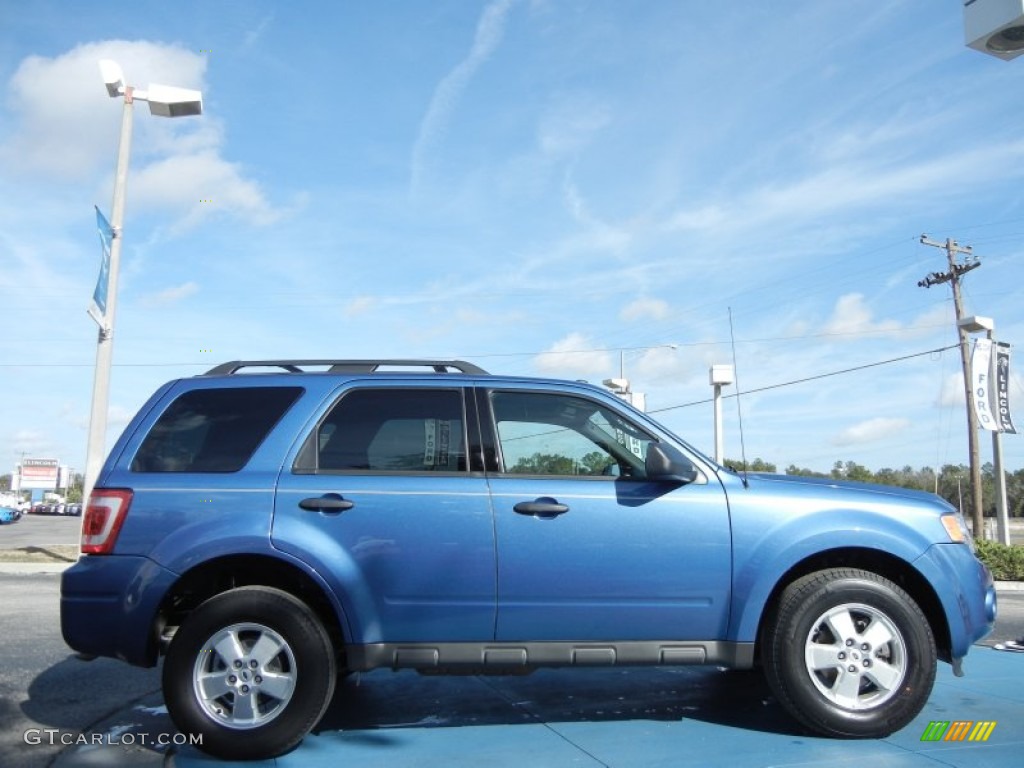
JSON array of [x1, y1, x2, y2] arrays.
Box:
[[649, 344, 959, 414]]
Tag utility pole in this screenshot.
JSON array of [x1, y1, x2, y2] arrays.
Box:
[[918, 235, 984, 537]]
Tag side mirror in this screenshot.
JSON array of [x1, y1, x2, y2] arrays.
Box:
[[645, 443, 699, 485]]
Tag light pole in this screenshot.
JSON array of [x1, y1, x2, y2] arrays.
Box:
[[709, 365, 735, 464], [83, 60, 202, 503], [959, 315, 1011, 545]]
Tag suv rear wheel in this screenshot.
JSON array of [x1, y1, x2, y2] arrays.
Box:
[[163, 586, 336, 759], [763, 568, 936, 738]]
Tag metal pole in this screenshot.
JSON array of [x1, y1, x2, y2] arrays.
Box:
[[713, 383, 724, 463], [83, 87, 134, 504], [993, 427, 1010, 545], [988, 330, 1011, 545]]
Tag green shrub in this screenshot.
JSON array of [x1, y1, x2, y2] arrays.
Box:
[[975, 538, 1024, 581]]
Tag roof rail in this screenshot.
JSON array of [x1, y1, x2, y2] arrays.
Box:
[[204, 359, 489, 376]]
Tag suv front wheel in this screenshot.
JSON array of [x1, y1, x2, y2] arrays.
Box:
[[763, 568, 936, 738], [163, 586, 336, 759]]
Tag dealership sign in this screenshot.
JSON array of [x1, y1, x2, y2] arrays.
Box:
[[971, 339, 1017, 434], [20, 458, 60, 490]]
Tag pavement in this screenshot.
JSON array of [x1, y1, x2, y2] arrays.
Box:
[[33, 576, 1022, 767], [48, 644, 1024, 768]]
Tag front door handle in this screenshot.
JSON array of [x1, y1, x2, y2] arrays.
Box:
[[299, 493, 354, 513], [513, 497, 569, 519]]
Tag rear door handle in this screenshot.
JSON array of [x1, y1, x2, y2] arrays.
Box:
[[513, 497, 569, 519], [299, 493, 354, 513]]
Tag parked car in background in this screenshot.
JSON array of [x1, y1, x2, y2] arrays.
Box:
[[0, 506, 20, 524], [61, 359, 997, 761]]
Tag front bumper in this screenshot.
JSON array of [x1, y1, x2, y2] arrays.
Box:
[[914, 543, 996, 662]]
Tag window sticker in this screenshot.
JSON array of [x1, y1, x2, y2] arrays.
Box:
[[423, 419, 452, 468]]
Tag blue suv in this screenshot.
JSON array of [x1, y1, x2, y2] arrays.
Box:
[[61, 359, 996, 760]]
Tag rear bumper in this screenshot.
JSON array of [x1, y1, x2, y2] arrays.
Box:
[[60, 555, 178, 667]]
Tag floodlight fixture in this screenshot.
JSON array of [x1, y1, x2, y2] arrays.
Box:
[[603, 378, 630, 393], [141, 83, 203, 117], [958, 315, 995, 334], [709, 364, 735, 386], [964, 0, 1024, 60], [99, 59, 124, 97]]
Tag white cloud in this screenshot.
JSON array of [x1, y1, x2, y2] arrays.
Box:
[[410, 0, 517, 197], [823, 293, 900, 337], [344, 296, 377, 317], [130, 150, 279, 229], [906, 303, 952, 336], [537, 97, 610, 156], [620, 297, 670, 322], [561, 178, 632, 254], [56, 401, 136, 434], [1, 41, 207, 179], [663, 205, 727, 232], [660, 139, 1024, 247], [243, 14, 274, 49], [937, 372, 966, 407], [0, 40, 280, 229], [9, 429, 52, 457], [832, 417, 910, 446], [533, 333, 613, 377], [629, 345, 694, 386], [139, 281, 199, 308]]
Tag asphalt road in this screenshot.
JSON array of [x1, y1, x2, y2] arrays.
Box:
[[0, 514, 82, 551], [0, 573, 163, 768]]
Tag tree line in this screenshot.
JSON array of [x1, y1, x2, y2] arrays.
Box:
[[729, 458, 1023, 519]]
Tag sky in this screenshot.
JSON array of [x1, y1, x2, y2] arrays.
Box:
[[1, 0, 1022, 482]]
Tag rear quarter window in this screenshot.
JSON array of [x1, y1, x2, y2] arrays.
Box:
[[131, 387, 303, 473]]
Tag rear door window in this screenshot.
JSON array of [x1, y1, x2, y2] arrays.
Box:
[[295, 388, 467, 473], [131, 387, 302, 473]]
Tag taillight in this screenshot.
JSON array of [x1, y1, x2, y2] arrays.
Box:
[[81, 489, 133, 555]]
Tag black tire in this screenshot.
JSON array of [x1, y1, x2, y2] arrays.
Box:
[[163, 586, 336, 760], [763, 568, 936, 738]]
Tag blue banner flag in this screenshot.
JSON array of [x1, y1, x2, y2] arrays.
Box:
[[89, 206, 114, 327]]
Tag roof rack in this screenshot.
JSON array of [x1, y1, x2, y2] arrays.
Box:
[[204, 359, 489, 376]]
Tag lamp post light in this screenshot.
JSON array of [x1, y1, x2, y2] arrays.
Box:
[[964, 0, 1024, 60], [709, 365, 735, 464], [958, 315, 1011, 545], [83, 60, 202, 504], [602, 344, 679, 413]]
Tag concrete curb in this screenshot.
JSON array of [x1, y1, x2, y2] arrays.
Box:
[[0, 561, 75, 574], [995, 580, 1024, 592]]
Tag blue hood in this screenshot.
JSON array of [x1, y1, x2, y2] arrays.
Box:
[[737, 471, 955, 510]]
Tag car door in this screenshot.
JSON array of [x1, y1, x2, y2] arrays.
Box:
[[483, 384, 732, 643], [274, 383, 496, 644]]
